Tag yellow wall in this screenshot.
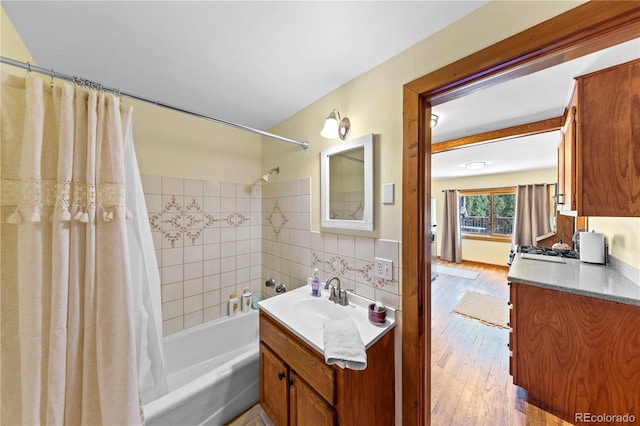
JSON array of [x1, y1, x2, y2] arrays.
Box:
[[1, 5, 262, 184], [1, 6, 34, 74], [264, 1, 586, 241], [588, 217, 640, 270], [432, 168, 557, 266]]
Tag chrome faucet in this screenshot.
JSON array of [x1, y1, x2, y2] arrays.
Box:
[[324, 276, 340, 290], [325, 276, 349, 305]]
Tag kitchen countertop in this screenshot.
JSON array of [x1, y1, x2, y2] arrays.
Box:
[[507, 253, 640, 306], [258, 284, 395, 354]]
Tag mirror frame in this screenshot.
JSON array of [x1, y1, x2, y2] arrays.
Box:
[[320, 133, 374, 231]]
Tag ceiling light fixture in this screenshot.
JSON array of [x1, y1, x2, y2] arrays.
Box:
[[464, 161, 486, 169], [320, 109, 351, 140], [430, 114, 439, 128], [261, 166, 280, 182]]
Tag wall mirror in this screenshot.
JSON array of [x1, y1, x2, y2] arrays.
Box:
[[320, 133, 373, 231]]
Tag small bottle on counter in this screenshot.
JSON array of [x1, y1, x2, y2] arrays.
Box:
[[241, 287, 252, 312], [311, 268, 321, 297], [228, 291, 239, 316]]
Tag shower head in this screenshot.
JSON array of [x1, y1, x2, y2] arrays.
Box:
[[261, 166, 280, 182]]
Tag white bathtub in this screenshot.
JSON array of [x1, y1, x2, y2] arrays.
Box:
[[143, 310, 260, 426]]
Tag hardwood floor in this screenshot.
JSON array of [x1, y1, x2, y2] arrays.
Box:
[[431, 260, 573, 426], [232, 260, 573, 426]]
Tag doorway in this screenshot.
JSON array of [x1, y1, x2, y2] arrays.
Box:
[[400, 3, 640, 425]]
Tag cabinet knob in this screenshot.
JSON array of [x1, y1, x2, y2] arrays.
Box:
[[288, 379, 294, 389], [278, 372, 285, 381]]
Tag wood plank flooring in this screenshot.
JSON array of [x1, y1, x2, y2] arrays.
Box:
[[432, 260, 573, 425]]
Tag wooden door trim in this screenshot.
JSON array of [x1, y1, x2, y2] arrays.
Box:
[[401, 2, 640, 425]]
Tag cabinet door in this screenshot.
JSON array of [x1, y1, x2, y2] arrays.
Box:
[[260, 344, 289, 426], [289, 371, 336, 426], [561, 105, 577, 211], [577, 58, 640, 216]]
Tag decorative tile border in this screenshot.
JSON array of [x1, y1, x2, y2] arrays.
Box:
[[149, 194, 252, 248], [266, 199, 288, 240], [142, 175, 261, 336]]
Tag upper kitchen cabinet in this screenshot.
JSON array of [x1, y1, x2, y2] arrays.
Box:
[[559, 58, 640, 217]]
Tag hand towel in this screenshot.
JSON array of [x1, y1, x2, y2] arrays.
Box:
[[323, 318, 367, 370]]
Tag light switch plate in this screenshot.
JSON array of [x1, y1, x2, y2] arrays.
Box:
[[374, 257, 393, 280], [382, 183, 394, 204]]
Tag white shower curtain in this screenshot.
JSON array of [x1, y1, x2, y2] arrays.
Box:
[[1, 71, 165, 424], [124, 122, 168, 404]]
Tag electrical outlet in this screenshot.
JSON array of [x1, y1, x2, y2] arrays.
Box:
[[374, 257, 393, 280]]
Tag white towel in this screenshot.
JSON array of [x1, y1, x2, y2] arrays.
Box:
[[323, 318, 367, 370]]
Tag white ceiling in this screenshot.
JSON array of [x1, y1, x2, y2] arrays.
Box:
[[2, 0, 486, 130], [3, 2, 639, 179], [431, 38, 640, 179]]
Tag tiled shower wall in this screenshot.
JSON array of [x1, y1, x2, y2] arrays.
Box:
[[142, 175, 402, 336], [141, 176, 262, 336], [262, 177, 401, 309]]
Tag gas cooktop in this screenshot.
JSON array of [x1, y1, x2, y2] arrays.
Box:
[[508, 244, 579, 265]]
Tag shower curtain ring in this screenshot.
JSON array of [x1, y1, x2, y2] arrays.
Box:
[[26, 62, 31, 73], [50, 70, 55, 89]]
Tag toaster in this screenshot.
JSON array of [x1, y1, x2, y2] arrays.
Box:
[[579, 232, 606, 264]]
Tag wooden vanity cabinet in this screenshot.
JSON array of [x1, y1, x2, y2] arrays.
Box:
[[557, 58, 640, 216], [259, 311, 395, 426], [509, 281, 640, 422]]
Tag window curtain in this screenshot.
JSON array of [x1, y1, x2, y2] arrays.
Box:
[[441, 189, 462, 263], [513, 184, 551, 246], [1, 72, 142, 425]]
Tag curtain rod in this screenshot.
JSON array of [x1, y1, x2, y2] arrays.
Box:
[[1, 56, 309, 149]]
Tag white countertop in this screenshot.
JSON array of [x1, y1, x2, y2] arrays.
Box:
[[258, 284, 396, 354], [507, 253, 640, 306]]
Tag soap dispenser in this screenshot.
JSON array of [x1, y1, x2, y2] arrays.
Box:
[[311, 268, 321, 297]]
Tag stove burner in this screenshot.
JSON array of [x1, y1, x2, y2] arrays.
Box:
[[507, 244, 579, 265]]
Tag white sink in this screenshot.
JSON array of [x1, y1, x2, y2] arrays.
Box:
[[292, 298, 349, 326], [258, 283, 395, 354]]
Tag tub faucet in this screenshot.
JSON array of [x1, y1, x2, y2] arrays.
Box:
[[275, 283, 286, 293], [265, 278, 276, 288]]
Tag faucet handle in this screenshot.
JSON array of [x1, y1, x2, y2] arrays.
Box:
[[338, 289, 349, 306], [265, 278, 276, 287], [329, 286, 338, 302]]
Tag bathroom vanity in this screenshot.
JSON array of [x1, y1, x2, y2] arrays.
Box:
[[258, 285, 396, 426]]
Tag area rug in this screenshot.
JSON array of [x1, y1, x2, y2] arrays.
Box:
[[452, 291, 509, 329], [437, 265, 479, 280]]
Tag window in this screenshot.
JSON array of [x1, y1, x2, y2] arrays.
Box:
[[459, 188, 515, 241]]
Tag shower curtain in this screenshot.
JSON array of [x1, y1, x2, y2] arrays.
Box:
[[1, 71, 166, 424]]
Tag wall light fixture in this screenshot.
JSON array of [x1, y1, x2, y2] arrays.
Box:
[[430, 114, 439, 128], [320, 109, 351, 140]]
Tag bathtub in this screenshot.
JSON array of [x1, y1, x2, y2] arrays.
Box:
[[143, 310, 260, 426]]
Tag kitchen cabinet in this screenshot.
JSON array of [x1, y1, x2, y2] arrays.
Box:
[[259, 311, 395, 426], [557, 58, 640, 216], [508, 281, 640, 422]]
